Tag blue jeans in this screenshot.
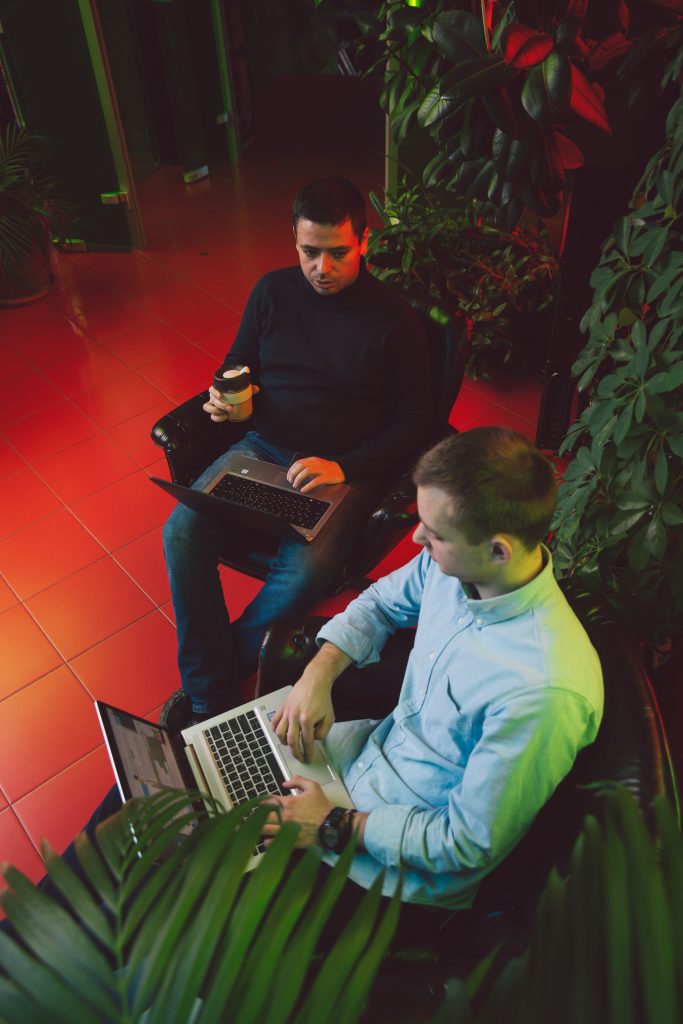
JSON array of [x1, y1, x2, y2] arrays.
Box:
[[163, 432, 387, 715]]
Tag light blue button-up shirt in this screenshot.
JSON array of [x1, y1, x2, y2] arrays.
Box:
[[318, 547, 603, 909]]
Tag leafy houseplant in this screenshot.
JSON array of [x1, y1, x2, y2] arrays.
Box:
[[0, 124, 70, 304], [0, 791, 399, 1023], [551, 72, 683, 653], [343, 0, 682, 224], [367, 181, 557, 377], [438, 785, 683, 1024]]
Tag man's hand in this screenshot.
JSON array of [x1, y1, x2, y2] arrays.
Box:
[[261, 777, 333, 848], [203, 383, 260, 422], [287, 457, 345, 494], [272, 667, 336, 762]]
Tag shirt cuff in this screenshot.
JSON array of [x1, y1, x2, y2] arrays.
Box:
[[316, 620, 381, 667], [362, 805, 413, 869]]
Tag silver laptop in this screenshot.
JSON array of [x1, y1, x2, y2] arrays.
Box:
[[96, 686, 352, 871], [150, 453, 350, 543]]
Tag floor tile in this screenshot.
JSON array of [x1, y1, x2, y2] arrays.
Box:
[[218, 565, 264, 620], [0, 370, 64, 427], [70, 611, 179, 717], [0, 575, 18, 613], [102, 319, 197, 368], [136, 346, 217, 399], [106, 402, 173, 467], [70, 470, 172, 551], [0, 665, 102, 801], [114, 527, 171, 606], [71, 371, 168, 429], [41, 346, 129, 397], [0, 466, 64, 540], [35, 433, 139, 504], [26, 558, 154, 660], [14, 746, 113, 859], [0, 510, 106, 599], [0, 436, 26, 477], [14, 310, 90, 367], [2, 400, 100, 463], [0, 604, 63, 700], [0, 339, 33, 378], [0, 808, 46, 890]]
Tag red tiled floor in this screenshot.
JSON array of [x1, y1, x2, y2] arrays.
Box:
[[102, 319, 199, 368], [2, 399, 100, 463], [13, 741, 113, 860], [0, 436, 26, 477], [0, 465, 64, 540], [14, 746, 113, 859], [0, 809, 46, 890], [25, 557, 154, 660], [35, 433, 139, 504], [0, 370, 64, 427], [41, 346, 129, 397], [0, 604, 63, 700], [72, 371, 168, 429], [0, 576, 18, 613], [114, 526, 171, 606], [106, 402, 173, 467], [136, 345, 218, 399], [0, 664, 102, 801], [0, 510, 106, 599], [71, 469, 172, 551], [70, 610, 179, 717]]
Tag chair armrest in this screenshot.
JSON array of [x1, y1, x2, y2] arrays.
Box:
[[150, 391, 248, 486]]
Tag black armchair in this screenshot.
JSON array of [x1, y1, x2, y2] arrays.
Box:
[[150, 314, 469, 594], [255, 581, 679, 972]]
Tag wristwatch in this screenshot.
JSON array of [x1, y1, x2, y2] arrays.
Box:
[[318, 806, 357, 853]]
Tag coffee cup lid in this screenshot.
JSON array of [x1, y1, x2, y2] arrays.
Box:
[[213, 363, 251, 390]]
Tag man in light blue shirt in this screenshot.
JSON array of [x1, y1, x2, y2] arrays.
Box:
[[264, 426, 603, 911]]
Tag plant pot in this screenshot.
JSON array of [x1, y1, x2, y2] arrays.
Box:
[[0, 215, 54, 306]]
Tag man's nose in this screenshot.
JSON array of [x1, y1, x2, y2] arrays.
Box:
[[317, 252, 332, 275], [413, 523, 425, 546]]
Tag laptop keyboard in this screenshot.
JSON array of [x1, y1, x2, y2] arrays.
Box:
[[204, 710, 289, 854], [211, 473, 329, 529]]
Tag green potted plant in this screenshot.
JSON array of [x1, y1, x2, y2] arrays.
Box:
[[551, 69, 683, 657], [0, 123, 70, 305], [344, 0, 682, 224], [0, 791, 400, 1023], [367, 180, 557, 377]]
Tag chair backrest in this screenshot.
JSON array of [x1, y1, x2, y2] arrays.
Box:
[[417, 311, 470, 433], [473, 581, 678, 917]]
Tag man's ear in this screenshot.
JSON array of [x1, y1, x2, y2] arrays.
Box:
[[360, 226, 369, 255], [490, 536, 513, 563]]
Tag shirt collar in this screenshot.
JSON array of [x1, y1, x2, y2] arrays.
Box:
[[461, 545, 555, 625]]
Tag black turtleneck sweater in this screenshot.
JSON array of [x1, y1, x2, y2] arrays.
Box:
[[225, 264, 432, 482]]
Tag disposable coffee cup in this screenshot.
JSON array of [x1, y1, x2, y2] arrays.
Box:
[[212, 363, 253, 422]]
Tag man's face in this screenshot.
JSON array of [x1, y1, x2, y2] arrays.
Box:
[[413, 486, 495, 584], [294, 217, 368, 295]]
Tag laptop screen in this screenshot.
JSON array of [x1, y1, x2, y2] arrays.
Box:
[[97, 703, 190, 801]]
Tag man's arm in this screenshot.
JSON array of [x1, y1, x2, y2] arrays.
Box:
[[272, 641, 352, 761], [361, 688, 599, 879]]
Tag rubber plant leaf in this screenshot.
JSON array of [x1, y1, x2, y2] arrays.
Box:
[[482, 83, 524, 139], [433, 10, 486, 65], [502, 23, 554, 69], [568, 64, 611, 133], [439, 55, 513, 104], [492, 129, 533, 181], [521, 51, 571, 123]]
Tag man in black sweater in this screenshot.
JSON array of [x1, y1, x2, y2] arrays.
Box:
[[161, 178, 432, 728]]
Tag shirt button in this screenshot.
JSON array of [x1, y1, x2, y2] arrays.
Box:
[[429, 652, 435, 660], [476, 618, 483, 626], [457, 616, 465, 625], [357, 761, 364, 769]]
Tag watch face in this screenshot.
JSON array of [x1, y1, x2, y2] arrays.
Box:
[[320, 822, 340, 850]]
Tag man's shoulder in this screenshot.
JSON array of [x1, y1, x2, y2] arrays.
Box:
[[362, 267, 418, 316]]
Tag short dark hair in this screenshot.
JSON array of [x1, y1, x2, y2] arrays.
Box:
[[292, 178, 367, 241], [413, 427, 557, 550]]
